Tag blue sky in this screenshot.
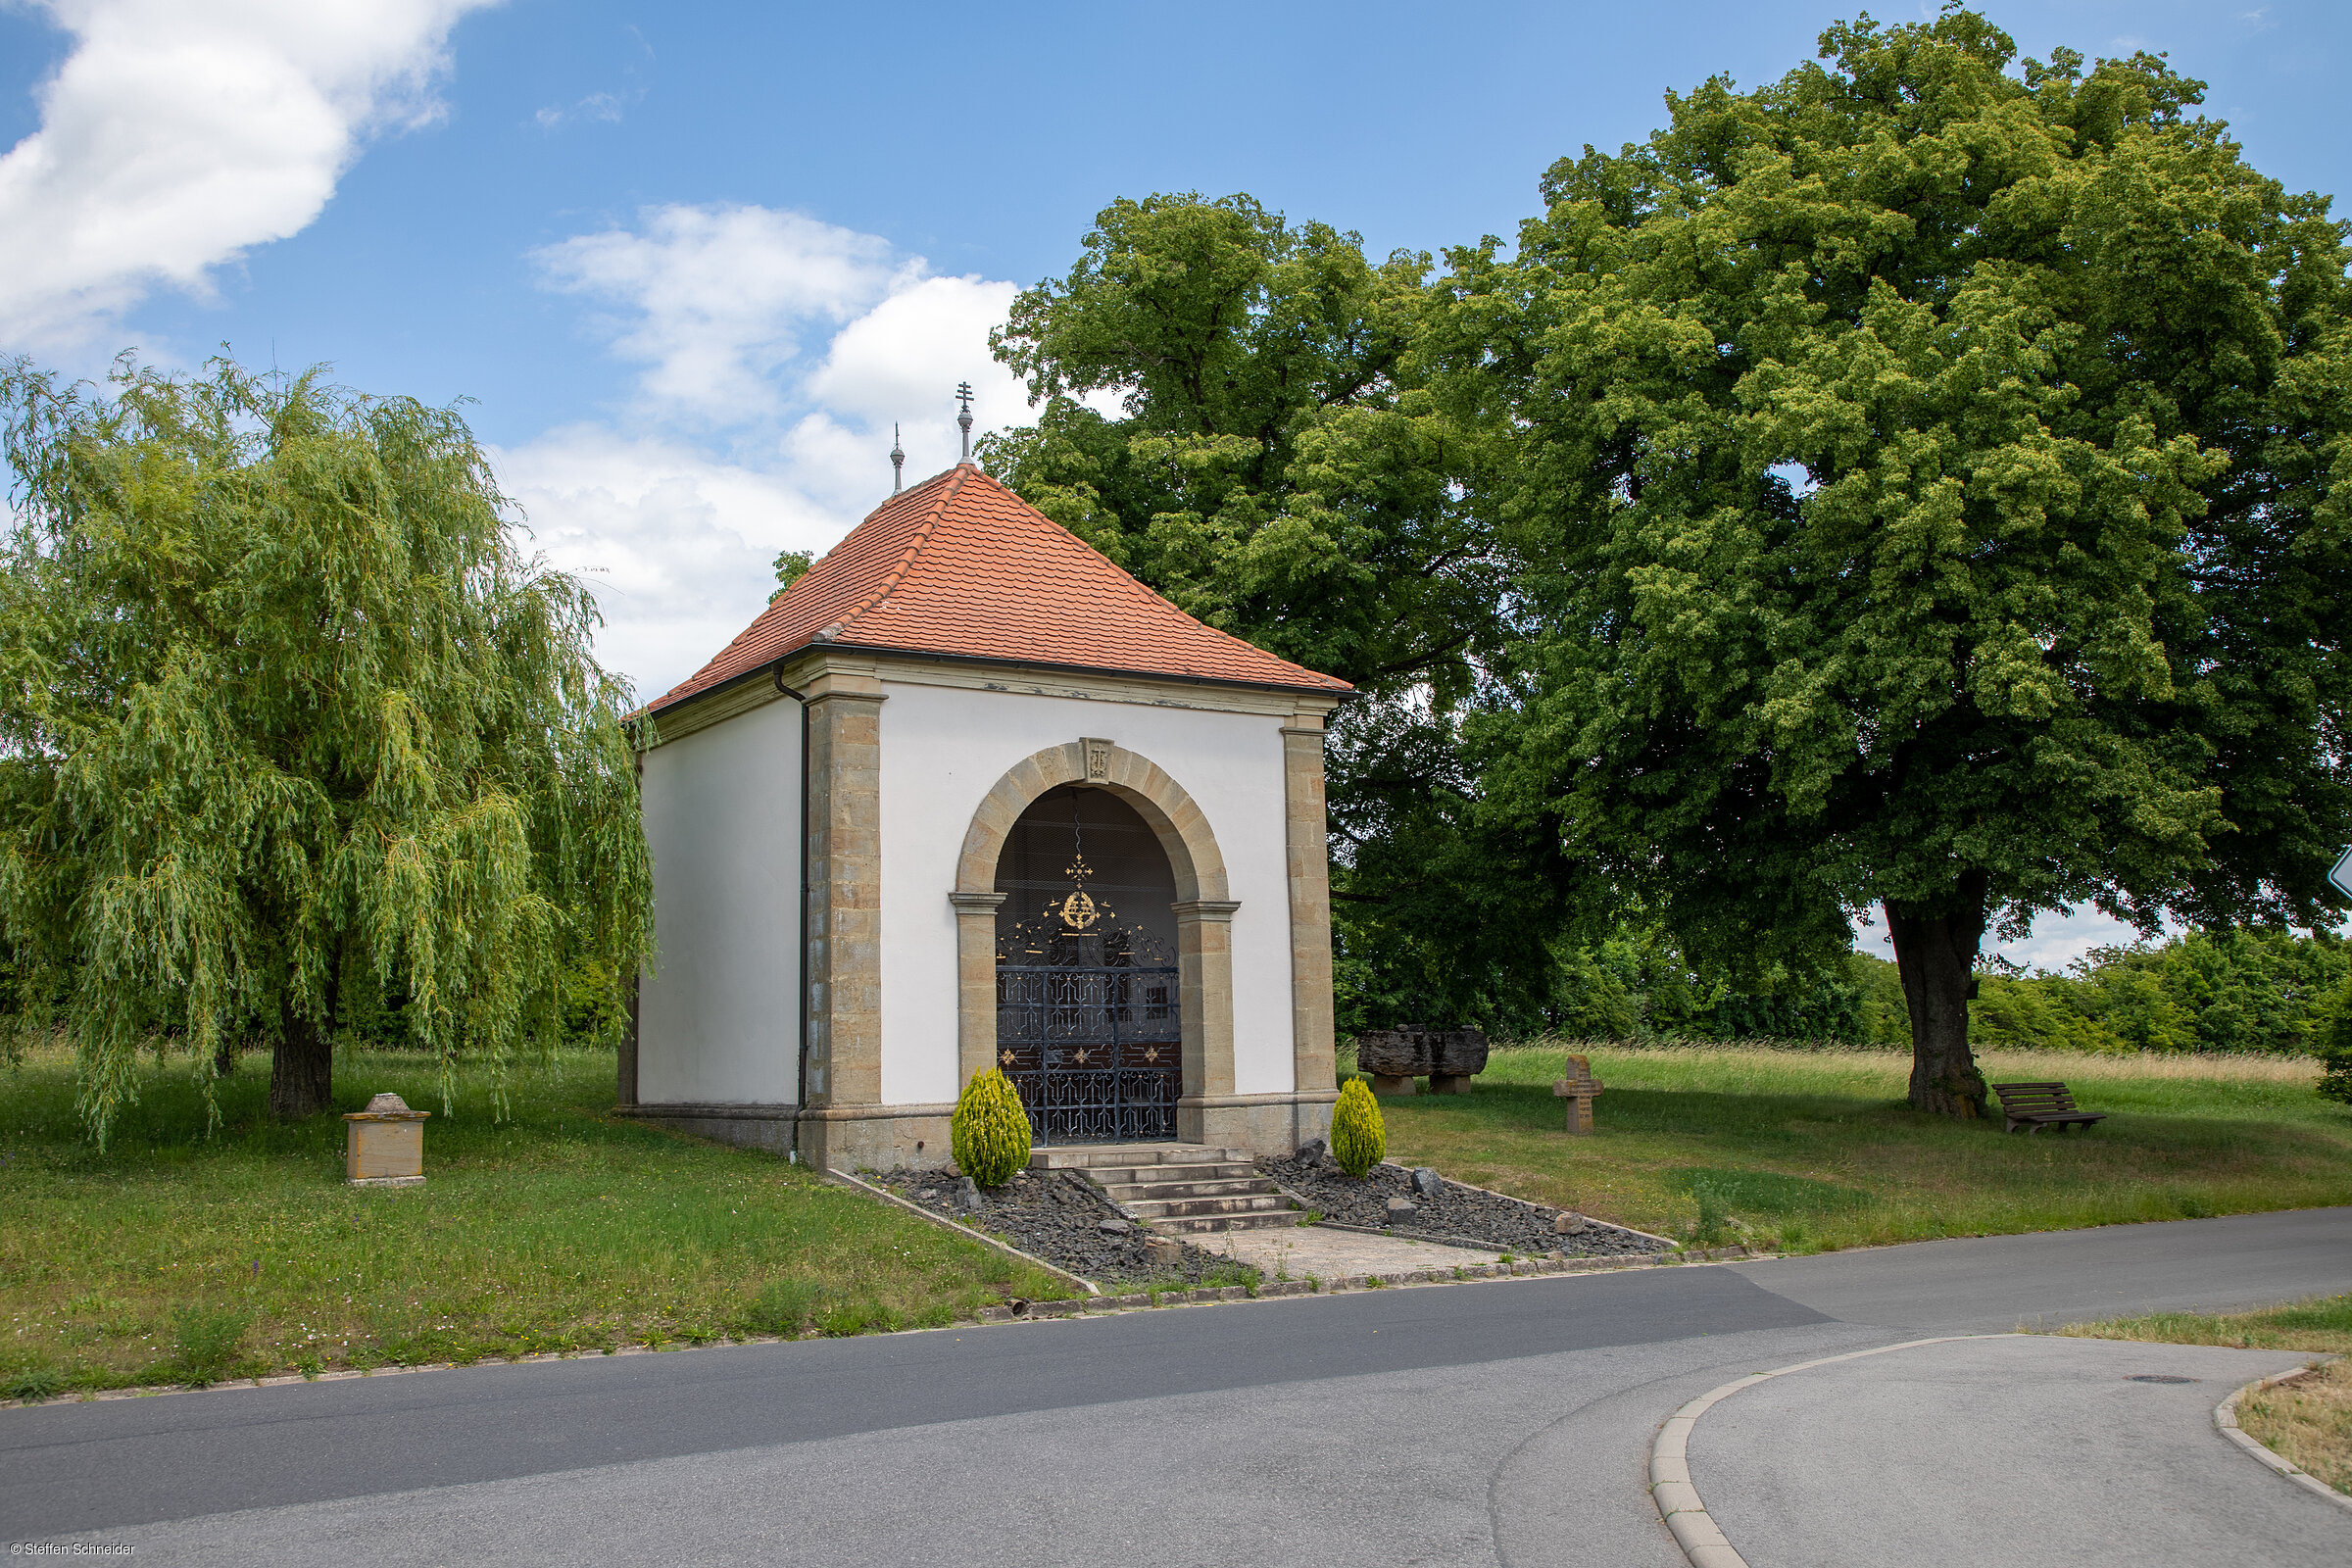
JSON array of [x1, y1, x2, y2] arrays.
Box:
[[1, 1, 2342, 966]]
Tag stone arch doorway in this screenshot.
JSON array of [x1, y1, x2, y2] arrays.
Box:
[[994, 785, 1180, 1143], [951, 739, 1239, 1146]]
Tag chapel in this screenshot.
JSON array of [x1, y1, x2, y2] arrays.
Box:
[[620, 452, 1352, 1172]]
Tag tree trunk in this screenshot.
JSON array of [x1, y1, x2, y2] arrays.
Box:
[[269, 954, 341, 1119], [1884, 871, 1991, 1119], [269, 1010, 332, 1119]]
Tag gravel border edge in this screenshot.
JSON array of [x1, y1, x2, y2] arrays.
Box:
[[1397, 1162, 1685, 1249], [826, 1168, 1102, 1297], [2212, 1357, 2352, 1515], [1266, 1157, 1683, 1255]]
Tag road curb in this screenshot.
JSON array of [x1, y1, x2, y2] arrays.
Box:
[[1648, 1334, 2011, 1568], [2213, 1358, 2351, 1515], [0, 1241, 1770, 1416]]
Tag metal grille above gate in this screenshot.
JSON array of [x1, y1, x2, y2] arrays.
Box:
[[995, 786, 1181, 1144]]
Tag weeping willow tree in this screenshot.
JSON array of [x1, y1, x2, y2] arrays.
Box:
[[0, 357, 653, 1141]]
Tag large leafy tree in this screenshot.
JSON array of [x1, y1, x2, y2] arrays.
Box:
[[987, 194, 1531, 1028], [994, 194, 1561, 1009], [0, 359, 652, 1140], [985, 192, 1499, 700], [1430, 8, 2352, 1113]]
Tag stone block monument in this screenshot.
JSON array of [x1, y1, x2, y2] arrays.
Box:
[[1355, 1026, 1490, 1095]]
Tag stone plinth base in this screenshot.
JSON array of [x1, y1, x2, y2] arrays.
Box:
[[617, 1102, 803, 1156], [796, 1103, 955, 1171], [625, 1090, 1338, 1171], [1369, 1074, 1416, 1096], [1176, 1090, 1337, 1154], [616, 1102, 956, 1170], [1429, 1073, 1473, 1095]]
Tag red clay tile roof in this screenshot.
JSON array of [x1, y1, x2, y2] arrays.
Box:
[[646, 465, 1353, 714]]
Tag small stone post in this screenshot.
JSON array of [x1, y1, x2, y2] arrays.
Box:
[[344, 1093, 430, 1186], [1551, 1054, 1603, 1136]]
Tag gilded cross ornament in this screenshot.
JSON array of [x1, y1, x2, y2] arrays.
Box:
[[1053, 851, 1111, 930]]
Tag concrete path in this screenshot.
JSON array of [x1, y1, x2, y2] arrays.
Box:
[[1200, 1220, 1501, 1278], [1690, 1334, 2341, 1568], [4, 1207, 2347, 1566]]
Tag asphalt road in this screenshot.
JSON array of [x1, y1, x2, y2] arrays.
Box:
[[6, 1206, 2349, 1566], [1699, 1335, 2341, 1568]]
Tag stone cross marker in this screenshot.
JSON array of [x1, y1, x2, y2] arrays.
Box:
[[1552, 1054, 1603, 1136]]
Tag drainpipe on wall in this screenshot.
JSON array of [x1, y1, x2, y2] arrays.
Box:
[[773, 662, 812, 1162]]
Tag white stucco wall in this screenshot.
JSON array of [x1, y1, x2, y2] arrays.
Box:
[[636, 699, 802, 1104], [877, 681, 1297, 1105]]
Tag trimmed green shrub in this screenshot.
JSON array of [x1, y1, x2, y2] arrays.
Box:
[[952, 1069, 1032, 1187], [1330, 1079, 1385, 1177]]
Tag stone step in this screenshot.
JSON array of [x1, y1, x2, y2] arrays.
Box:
[[1097, 1176, 1272, 1202], [1118, 1193, 1291, 1220], [1153, 1209, 1307, 1235], [1030, 1145, 1250, 1170], [1094, 1164, 1261, 1189]]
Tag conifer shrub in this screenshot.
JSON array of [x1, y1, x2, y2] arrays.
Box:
[[1330, 1078, 1385, 1177], [952, 1069, 1032, 1187]]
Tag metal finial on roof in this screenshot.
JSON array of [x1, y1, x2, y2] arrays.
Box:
[[956, 381, 974, 464], [890, 422, 905, 494]]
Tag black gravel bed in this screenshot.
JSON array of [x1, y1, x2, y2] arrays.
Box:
[[1257, 1150, 1670, 1258], [872, 1167, 1255, 1288]]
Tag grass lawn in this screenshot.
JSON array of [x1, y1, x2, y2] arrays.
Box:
[[2237, 1360, 2352, 1497], [2059, 1293, 2352, 1356], [2062, 1294, 2352, 1496], [1368, 1044, 2352, 1252], [0, 1045, 1071, 1399]]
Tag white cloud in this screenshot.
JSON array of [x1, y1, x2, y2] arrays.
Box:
[[512, 203, 1045, 697], [806, 274, 1023, 428], [493, 427, 845, 703], [0, 0, 496, 349], [530, 205, 920, 424], [534, 89, 633, 128]]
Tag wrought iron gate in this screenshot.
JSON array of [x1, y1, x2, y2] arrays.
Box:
[[995, 958, 1180, 1144], [995, 788, 1182, 1144]]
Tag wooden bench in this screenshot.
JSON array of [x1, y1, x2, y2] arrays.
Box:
[[1991, 1081, 2107, 1135]]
